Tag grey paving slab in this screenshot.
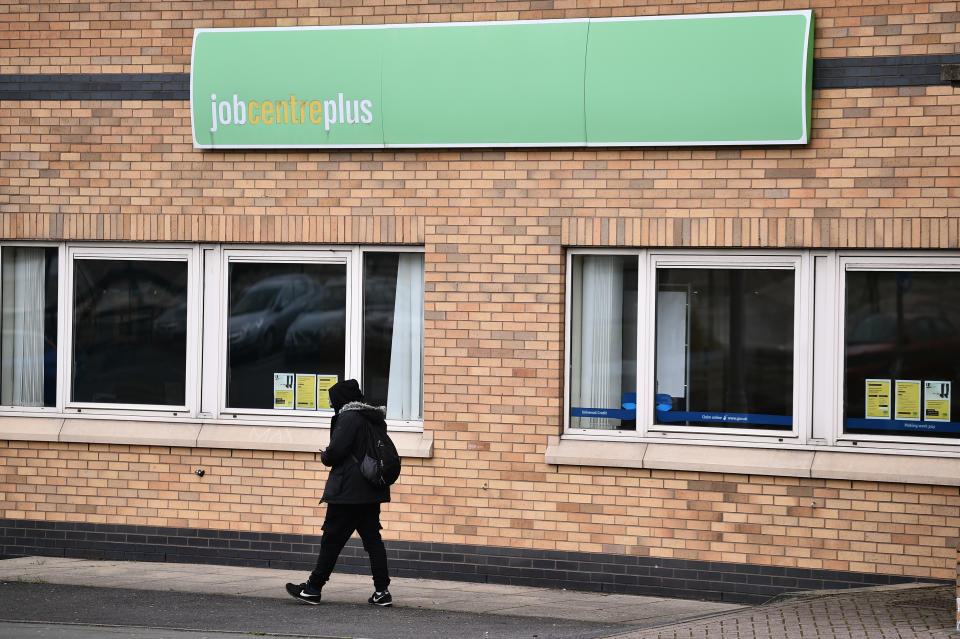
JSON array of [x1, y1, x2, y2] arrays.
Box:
[[493, 604, 618, 621]]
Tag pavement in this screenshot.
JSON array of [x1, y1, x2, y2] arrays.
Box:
[[0, 556, 955, 638]]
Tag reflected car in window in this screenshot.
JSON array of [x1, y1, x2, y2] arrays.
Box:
[[283, 306, 347, 359], [153, 301, 188, 340], [71, 259, 189, 406], [228, 274, 317, 359], [282, 280, 348, 360]]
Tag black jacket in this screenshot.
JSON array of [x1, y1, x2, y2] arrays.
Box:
[[320, 401, 391, 504]]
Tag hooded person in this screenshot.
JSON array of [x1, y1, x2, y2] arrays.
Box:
[[285, 379, 393, 607]]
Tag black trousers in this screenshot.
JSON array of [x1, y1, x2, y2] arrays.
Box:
[[309, 503, 390, 592]]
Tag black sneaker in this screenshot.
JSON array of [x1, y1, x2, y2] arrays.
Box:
[[285, 582, 322, 605], [368, 590, 392, 607]]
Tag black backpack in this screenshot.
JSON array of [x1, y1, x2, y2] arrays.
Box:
[[352, 415, 402, 488]]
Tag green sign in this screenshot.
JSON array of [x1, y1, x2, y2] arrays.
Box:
[[191, 11, 813, 149]]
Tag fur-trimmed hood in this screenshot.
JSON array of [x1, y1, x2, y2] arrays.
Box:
[[339, 401, 386, 418]]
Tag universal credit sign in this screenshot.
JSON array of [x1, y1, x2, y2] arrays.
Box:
[[191, 10, 813, 149]]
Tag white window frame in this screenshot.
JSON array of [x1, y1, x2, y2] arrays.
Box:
[[827, 251, 960, 452], [644, 250, 813, 443], [0, 242, 427, 434], [565, 248, 814, 444], [215, 245, 356, 422], [564, 249, 643, 439], [565, 248, 960, 453], [63, 243, 201, 416], [0, 242, 65, 413]]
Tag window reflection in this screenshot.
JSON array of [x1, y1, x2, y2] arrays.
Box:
[[72, 259, 188, 405], [226, 262, 346, 410], [844, 271, 960, 436]]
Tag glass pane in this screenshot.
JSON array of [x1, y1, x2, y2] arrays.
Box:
[[1, 247, 58, 407], [654, 268, 794, 430], [844, 271, 960, 437], [569, 255, 638, 430], [72, 259, 188, 405], [362, 253, 424, 420], [226, 262, 346, 410]]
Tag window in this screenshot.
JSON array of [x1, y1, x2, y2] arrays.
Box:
[[0, 243, 425, 427], [362, 252, 424, 421], [566, 250, 809, 440], [568, 251, 809, 437], [225, 259, 347, 411], [654, 267, 795, 430], [1, 246, 58, 408], [214, 247, 424, 422], [568, 254, 638, 430], [566, 250, 960, 450], [69, 249, 196, 408], [842, 268, 960, 438]]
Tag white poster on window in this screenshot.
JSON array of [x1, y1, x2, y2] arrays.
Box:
[[273, 373, 295, 410], [924, 381, 951, 422], [656, 290, 688, 400]]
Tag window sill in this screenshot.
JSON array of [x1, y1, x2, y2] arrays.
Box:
[[545, 436, 960, 486], [0, 415, 433, 458]]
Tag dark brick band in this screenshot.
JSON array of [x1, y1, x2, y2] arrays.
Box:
[[813, 54, 960, 89], [0, 73, 189, 101], [0, 518, 941, 604], [0, 55, 959, 101]]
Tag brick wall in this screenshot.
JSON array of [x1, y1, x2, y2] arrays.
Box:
[[2, 85, 958, 245], [2, 441, 958, 589], [2, 0, 958, 74], [2, 0, 960, 596]]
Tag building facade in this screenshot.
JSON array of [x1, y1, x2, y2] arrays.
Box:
[[2, 0, 959, 604]]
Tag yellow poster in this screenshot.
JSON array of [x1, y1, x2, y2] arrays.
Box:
[[864, 379, 891, 419], [296, 374, 317, 410], [273, 373, 295, 410], [924, 381, 951, 422], [894, 379, 921, 420], [316, 375, 339, 410]]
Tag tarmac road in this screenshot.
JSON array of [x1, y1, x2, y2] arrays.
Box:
[[0, 581, 633, 639]]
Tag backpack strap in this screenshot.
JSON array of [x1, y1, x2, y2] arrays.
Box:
[[348, 412, 373, 464]]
